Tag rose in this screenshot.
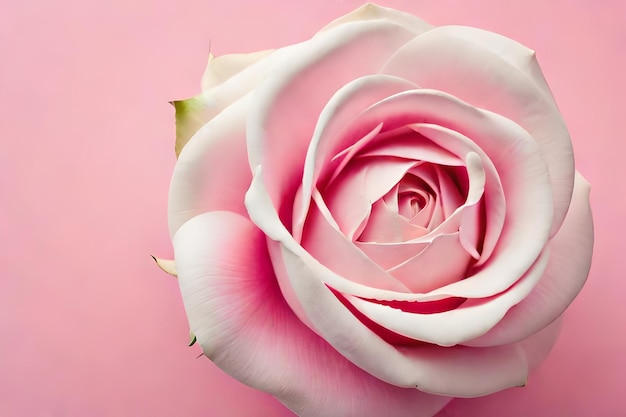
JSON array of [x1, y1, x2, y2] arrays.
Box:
[[159, 4, 594, 417]]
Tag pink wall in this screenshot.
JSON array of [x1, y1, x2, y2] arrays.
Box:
[[1, 0, 623, 415]]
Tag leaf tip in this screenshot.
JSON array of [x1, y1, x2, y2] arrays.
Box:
[[151, 256, 177, 277]]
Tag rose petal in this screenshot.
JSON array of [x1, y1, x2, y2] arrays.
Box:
[[295, 74, 418, 240], [323, 156, 418, 239], [517, 315, 563, 371], [420, 26, 558, 108], [400, 152, 486, 245], [302, 193, 412, 292], [201, 49, 273, 91], [405, 191, 435, 228], [408, 123, 503, 265], [356, 239, 429, 271], [385, 232, 473, 293], [353, 164, 456, 270], [246, 166, 459, 303], [357, 127, 464, 167], [326, 122, 384, 185], [346, 248, 548, 346], [173, 52, 275, 156], [432, 316, 564, 417], [273, 239, 532, 397], [402, 164, 459, 227], [300, 122, 383, 242], [168, 97, 251, 237], [247, 169, 537, 396], [318, 3, 432, 35], [381, 27, 573, 236], [173, 211, 450, 417], [356, 152, 485, 243], [246, 20, 418, 225], [313, 90, 551, 301], [464, 171, 593, 346], [358, 197, 429, 243]]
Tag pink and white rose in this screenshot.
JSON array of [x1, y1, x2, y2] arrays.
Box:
[[160, 4, 594, 416]]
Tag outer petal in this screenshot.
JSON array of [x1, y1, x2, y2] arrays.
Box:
[[433, 316, 564, 417], [318, 3, 433, 35], [464, 172, 593, 347], [201, 49, 273, 91], [173, 211, 450, 417], [173, 49, 277, 156], [168, 96, 251, 237], [381, 27, 573, 236], [428, 26, 557, 106], [172, 75, 263, 157], [517, 315, 563, 371]]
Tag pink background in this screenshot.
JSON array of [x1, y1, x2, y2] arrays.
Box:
[[1, 0, 624, 415]]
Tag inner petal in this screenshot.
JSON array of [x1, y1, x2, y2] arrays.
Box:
[[322, 156, 418, 239], [301, 194, 412, 292], [395, 172, 439, 228], [358, 197, 429, 243], [386, 232, 472, 293], [404, 164, 466, 228], [399, 152, 486, 245], [357, 126, 464, 167], [408, 123, 503, 265]]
